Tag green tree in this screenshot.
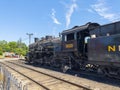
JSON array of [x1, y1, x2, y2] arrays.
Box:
[[0, 40, 7, 54], [15, 48, 27, 56], [0, 40, 7, 45], [0, 40, 28, 56], [0, 40, 7, 52], [8, 41, 17, 52]]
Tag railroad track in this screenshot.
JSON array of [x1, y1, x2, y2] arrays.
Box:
[[0, 61, 92, 90]]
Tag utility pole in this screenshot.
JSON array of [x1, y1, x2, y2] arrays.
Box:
[[18, 38, 22, 48], [26, 33, 33, 45]]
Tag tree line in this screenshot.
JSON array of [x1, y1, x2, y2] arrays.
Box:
[[0, 40, 28, 56]]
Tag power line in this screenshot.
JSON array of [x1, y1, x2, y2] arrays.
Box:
[[22, 37, 29, 41]]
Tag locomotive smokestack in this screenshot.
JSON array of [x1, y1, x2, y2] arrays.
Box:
[[46, 36, 52, 40], [34, 38, 39, 42]]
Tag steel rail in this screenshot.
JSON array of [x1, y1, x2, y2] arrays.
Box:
[[6, 61, 92, 90], [0, 62, 50, 90]]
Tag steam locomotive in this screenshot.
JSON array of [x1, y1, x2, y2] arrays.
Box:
[[26, 21, 120, 78]]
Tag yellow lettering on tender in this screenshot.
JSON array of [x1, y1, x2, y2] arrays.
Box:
[[66, 44, 73, 48], [108, 45, 116, 52]]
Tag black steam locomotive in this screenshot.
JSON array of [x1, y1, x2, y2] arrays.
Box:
[[26, 21, 120, 78]]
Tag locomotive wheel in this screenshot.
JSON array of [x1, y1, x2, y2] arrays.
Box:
[[27, 59, 32, 64], [39, 59, 44, 66], [102, 68, 110, 77], [117, 69, 120, 76], [72, 63, 80, 70], [28, 60, 31, 64], [33, 61, 39, 65], [50, 60, 60, 68], [28, 61, 31, 64], [61, 64, 69, 73]]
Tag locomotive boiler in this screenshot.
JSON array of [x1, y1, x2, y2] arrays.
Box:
[[28, 36, 61, 65]]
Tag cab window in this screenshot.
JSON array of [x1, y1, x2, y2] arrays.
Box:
[[66, 33, 74, 41]]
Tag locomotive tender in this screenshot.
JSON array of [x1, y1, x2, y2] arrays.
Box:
[[27, 21, 120, 77]]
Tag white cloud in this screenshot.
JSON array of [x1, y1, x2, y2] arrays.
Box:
[[91, 0, 120, 22], [51, 9, 61, 25], [66, 0, 77, 28], [87, 9, 94, 13]]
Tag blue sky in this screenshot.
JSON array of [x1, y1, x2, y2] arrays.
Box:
[[0, 0, 120, 45]]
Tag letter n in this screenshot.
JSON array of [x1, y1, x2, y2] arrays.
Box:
[[108, 45, 116, 52]]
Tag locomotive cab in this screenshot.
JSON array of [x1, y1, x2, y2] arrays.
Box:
[[61, 22, 99, 59], [76, 29, 90, 57]]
